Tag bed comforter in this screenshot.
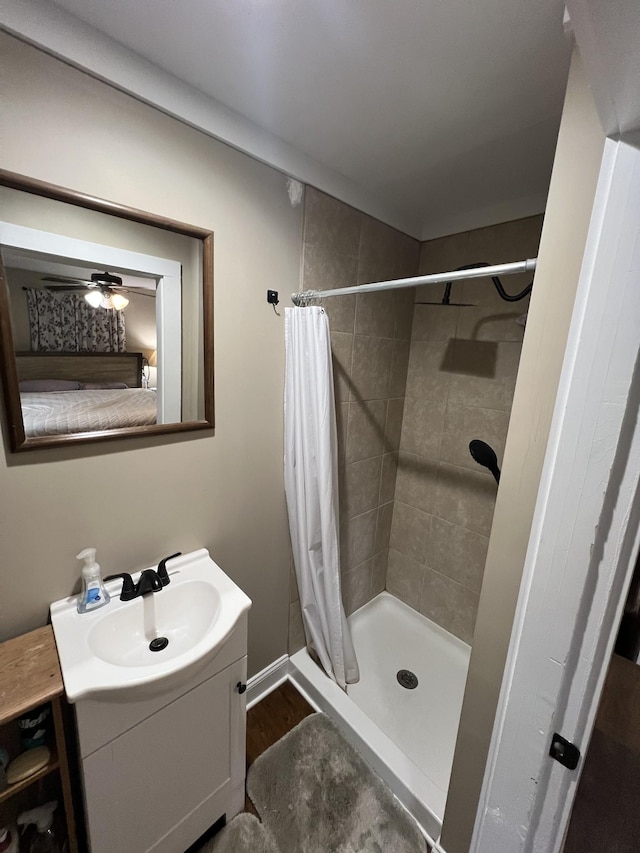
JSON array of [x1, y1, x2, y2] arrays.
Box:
[[21, 388, 158, 437]]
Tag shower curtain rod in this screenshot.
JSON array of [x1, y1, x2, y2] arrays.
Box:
[[291, 257, 537, 306]]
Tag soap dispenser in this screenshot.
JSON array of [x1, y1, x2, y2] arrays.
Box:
[[17, 802, 60, 853], [76, 548, 110, 613]]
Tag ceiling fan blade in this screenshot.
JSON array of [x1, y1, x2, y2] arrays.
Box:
[[41, 275, 95, 285], [45, 285, 91, 292]]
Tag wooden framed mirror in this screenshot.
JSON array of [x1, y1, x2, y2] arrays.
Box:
[[0, 170, 214, 452]]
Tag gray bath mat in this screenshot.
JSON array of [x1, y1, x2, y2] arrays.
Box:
[[247, 712, 427, 852], [201, 813, 278, 853]]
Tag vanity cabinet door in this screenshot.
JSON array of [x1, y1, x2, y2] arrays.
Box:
[[81, 657, 247, 853]]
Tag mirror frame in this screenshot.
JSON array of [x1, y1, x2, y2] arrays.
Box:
[[0, 169, 214, 452]]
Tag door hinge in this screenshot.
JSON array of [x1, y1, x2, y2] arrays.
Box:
[[549, 732, 580, 770]]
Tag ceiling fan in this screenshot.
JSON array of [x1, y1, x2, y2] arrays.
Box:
[[42, 271, 155, 310]]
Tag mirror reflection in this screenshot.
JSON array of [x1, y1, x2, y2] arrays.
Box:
[[5, 251, 159, 438], [0, 172, 214, 452]]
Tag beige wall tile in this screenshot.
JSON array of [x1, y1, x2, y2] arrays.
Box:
[[399, 233, 421, 278], [380, 452, 399, 504], [394, 452, 439, 514], [447, 340, 522, 412], [301, 245, 358, 333], [387, 547, 426, 607], [427, 517, 489, 594], [440, 403, 510, 473], [330, 331, 354, 404], [341, 508, 378, 570], [412, 303, 459, 341], [400, 396, 446, 459], [288, 600, 306, 655], [343, 456, 383, 517], [304, 187, 361, 256], [358, 215, 405, 283], [346, 399, 387, 462], [389, 501, 431, 563], [435, 462, 497, 536], [351, 335, 394, 400], [454, 301, 528, 343], [394, 288, 417, 340], [419, 230, 471, 276], [326, 294, 358, 335], [372, 550, 388, 597], [355, 290, 397, 338], [388, 339, 411, 397], [406, 340, 451, 402], [384, 398, 405, 452], [342, 561, 373, 615], [464, 215, 543, 270], [375, 501, 394, 553], [300, 186, 418, 623], [336, 402, 349, 468], [420, 568, 479, 644]]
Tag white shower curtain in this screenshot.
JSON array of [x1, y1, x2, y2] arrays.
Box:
[[284, 306, 359, 689]]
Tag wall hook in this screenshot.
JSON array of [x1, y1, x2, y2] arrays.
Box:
[[267, 290, 280, 316]]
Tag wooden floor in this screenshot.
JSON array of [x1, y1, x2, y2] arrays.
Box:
[[244, 680, 315, 814]]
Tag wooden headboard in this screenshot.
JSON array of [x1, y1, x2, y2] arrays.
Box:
[[15, 352, 143, 388]]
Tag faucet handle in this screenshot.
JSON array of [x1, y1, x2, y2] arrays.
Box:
[[157, 552, 182, 586], [104, 572, 136, 601]]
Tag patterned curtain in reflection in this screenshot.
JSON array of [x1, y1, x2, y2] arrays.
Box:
[[25, 289, 126, 352]]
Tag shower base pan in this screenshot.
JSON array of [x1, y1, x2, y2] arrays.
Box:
[[289, 591, 470, 842]]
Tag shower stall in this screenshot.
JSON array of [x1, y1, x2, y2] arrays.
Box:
[[288, 187, 543, 842]]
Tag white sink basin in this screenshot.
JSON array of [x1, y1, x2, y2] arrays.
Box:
[[50, 549, 251, 702]]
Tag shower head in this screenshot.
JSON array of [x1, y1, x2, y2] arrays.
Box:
[[469, 439, 501, 484], [415, 281, 476, 307]]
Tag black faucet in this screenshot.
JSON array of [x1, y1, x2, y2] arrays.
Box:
[[104, 552, 182, 601], [105, 569, 163, 601]]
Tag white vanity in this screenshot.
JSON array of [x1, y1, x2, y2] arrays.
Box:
[[50, 549, 251, 853]]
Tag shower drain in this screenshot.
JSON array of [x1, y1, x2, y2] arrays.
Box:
[[396, 669, 418, 689]]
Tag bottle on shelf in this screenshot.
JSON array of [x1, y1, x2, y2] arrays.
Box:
[[0, 825, 19, 853], [17, 802, 61, 853]]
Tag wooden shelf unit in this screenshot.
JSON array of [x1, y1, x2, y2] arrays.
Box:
[[0, 626, 78, 853]]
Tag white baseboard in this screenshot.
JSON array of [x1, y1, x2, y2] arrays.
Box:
[[245, 654, 289, 710]]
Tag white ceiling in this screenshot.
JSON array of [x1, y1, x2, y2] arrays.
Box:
[[18, 1, 572, 238]]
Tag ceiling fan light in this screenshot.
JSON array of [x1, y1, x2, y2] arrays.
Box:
[[111, 293, 129, 310], [84, 290, 103, 308], [100, 293, 115, 309]]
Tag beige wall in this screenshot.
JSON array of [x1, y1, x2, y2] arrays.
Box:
[[0, 33, 303, 677], [289, 187, 419, 651], [442, 49, 606, 853], [389, 215, 543, 642]]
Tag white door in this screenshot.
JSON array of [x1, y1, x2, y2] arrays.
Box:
[[471, 137, 640, 852]]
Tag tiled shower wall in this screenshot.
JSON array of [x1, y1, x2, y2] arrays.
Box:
[[388, 215, 544, 643], [288, 187, 419, 652]]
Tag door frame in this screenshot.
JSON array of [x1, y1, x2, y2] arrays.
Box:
[[471, 136, 640, 851]]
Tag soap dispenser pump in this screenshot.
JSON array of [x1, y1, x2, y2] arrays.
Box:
[[76, 548, 110, 614]]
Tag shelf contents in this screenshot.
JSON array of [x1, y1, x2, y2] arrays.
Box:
[[6, 746, 51, 786]]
